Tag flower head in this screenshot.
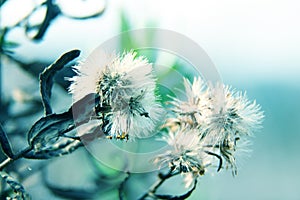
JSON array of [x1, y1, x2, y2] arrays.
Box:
[[205, 84, 264, 143], [167, 77, 210, 129], [154, 76, 264, 177], [69, 50, 163, 140], [154, 127, 211, 175]]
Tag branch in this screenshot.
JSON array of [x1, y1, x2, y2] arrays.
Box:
[[0, 92, 100, 170], [0, 147, 32, 171], [24, 140, 83, 159]]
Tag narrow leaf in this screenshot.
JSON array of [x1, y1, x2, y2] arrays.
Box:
[[27, 93, 101, 157], [27, 109, 74, 149], [40, 49, 80, 115]]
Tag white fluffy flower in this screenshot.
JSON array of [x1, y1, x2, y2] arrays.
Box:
[[154, 127, 211, 174], [69, 50, 163, 139], [205, 84, 264, 143], [168, 77, 210, 129]]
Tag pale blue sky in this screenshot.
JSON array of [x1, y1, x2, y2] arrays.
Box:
[[1, 0, 300, 85]]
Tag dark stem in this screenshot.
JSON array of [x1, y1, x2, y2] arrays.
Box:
[[138, 170, 180, 200], [118, 172, 130, 200], [33, 0, 61, 40], [204, 150, 223, 172], [0, 146, 33, 171]]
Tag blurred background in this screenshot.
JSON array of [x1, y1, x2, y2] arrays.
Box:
[[1, 0, 300, 199]]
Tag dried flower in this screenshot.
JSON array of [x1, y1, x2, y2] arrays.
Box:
[[203, 84, 264, 169], [154, 127, 210, 175], [69, 50, 163, 139], [205, 84, 264, 141], [167, 77, 210, 129], [154, 77, 264, 177]]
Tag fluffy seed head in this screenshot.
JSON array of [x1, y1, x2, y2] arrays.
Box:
[[69, 50, 163, 139]]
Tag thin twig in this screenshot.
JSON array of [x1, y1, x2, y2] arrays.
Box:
[[138, 170, 180, 200]]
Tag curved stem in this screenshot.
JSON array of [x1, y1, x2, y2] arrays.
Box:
[[204, 150, 223, 172], [155, 179, 198, 200], [138, 170, 180, 200]]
